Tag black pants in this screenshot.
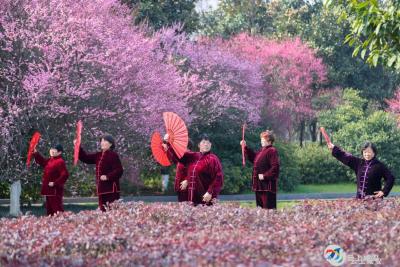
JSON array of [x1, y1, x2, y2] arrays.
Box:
[[255, 191, 277, 209], [177, 190, 188, 202], [98, 192, 120, 212], [45, 195, 64, 216]]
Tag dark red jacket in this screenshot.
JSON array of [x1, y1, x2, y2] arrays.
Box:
[[174, 162, 188, 192], [244, 145, 280, 193], [34, 152, 69, 196], [167, 146, 224, 201], [79, 147, 123, 195]]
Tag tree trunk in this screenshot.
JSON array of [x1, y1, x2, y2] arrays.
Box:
[[299, 120, 305, 147], [319, 132, 323, 146], [10, 180, 21, 217], [309, 119, 317, 142]]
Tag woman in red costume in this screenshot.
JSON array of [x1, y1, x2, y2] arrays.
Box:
[[33, 144, 69, 216], [164, 134, 223, 205], [241, 130, 280, 209], [75, 135, 123, 211]]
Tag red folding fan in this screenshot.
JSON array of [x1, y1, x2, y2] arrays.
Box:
[[320, 127, 332, 144], [151, 131, 171, 166], [74, 120, 83, 166], [26, 131, 41, 168], [163, 112, 188, 159]]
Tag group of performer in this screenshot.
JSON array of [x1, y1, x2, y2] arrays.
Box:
[[33, 135, 123, 215], [32, 127, 395, 216], [164, 129, 395, 209]]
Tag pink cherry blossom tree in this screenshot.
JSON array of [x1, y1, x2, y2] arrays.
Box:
[[386, 88, 400, 126], [0, 0, 192, 212], [156, 28, 265, 126], [219, 33, 328, 142]]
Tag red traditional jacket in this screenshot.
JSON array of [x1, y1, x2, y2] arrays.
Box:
[[167, 146, 224, 201], [244, 145, 280, 193], [174, 162, 188, 192], [34, 153, 69, 196], [79, 147, 123, 195]]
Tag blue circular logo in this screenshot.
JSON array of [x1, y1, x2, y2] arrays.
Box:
[[324, 245, 346, 266]]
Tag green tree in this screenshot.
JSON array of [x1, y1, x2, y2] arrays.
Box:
[[198, 0, 274, 37], [324, 0, 400, 70], [122, 0, 199, 33], [305, 6, 400, 102], [319, 89, 400, 180], [319, 89, 367, 133]]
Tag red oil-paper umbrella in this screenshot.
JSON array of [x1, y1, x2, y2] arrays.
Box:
[[320, 127, 331, 144], [73, 120, 83, 166], [241, 124, 246, 167], [151, 131, 171, 166], [26, 131, 41, 168]]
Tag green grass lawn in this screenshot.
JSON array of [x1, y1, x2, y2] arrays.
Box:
[[1, 201, 299, 217], [2, 183, 398, 217], [282, 183, 400, 194], [241, 182, 400, 194], [0, 203, 98, 218]]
